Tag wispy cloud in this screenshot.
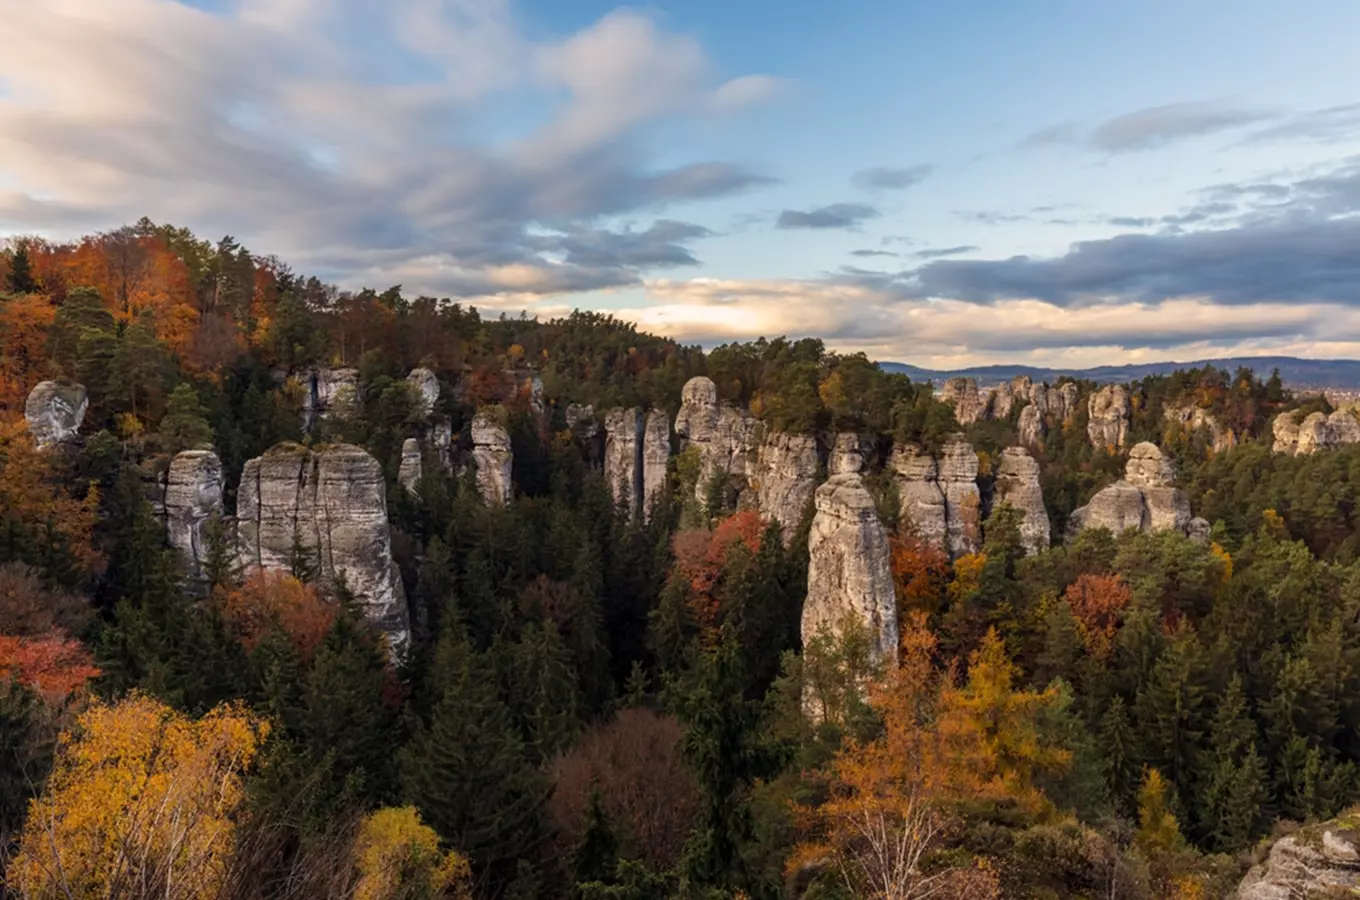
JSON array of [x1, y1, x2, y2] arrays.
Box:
[[1022, 100, 1272, 153], [776, 203, 879, 230], [851, 164, 933, 190]]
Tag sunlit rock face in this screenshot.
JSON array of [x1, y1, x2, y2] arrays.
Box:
[[939, 436, 981, 558], [1018, 405, 1045, 449], [407, 368, 439, 418], [938, 377, 986, 425], [1164, 403, 1235, 453], [471, 411, 513, 507], [24, 380, 87, 448], [1237, 816, 1360, 900], [993, 447, 1050, 556], [398, 438, 422, 495], [1272, 408, 1360, 455], [1067, 442, 1192, 539], [803, 473, 898, 667], [890, 443, 947, 551], [754, 432, 820, 543], [237, 443, 409, 659], [604, 407, 644, 516], [828, 432, 870, 476], [674, 376, 758, 511], [641, 409, 670, 521], [1087, 384, 1130, 451], [162, 449, 224, 582]]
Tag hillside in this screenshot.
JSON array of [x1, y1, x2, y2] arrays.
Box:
[[881, 355, 1360, 390]]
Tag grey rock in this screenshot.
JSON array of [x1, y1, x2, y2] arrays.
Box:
[[804, 473, 898, 667], [1272, 410, 1303, 454], [829, 432, 870, 475], [1018, 404, 1046, 449], [565, 403, 597, 438], [1056, 382, 1080, 422], [24, 380, 88, 448], [398, 438, 422, 495], [1087, 384, 1130, 450], [1066, 481, 1147, 538], [298, 367, 359, 432], [642, 409, 670, 521], [755, 432, 820, 543], [1068, 443, 1191, 538], [674, 376, 758, 509], [163, 450, 224, 582], [604, 408, 644, 517], [1236, 823, 1360, 899], [890, 443, 948, 550], [406, 368, 439, 417], [471, 411, 513, 506], [237, 443, 409, 659], [938, 377, 987, 425], [993, 447, 1050, 555], [1165, 403, 1234, 453], [1273, 408, 1360, 455], [940, 436, 981, 558], [1187, 516, 1212, 543]]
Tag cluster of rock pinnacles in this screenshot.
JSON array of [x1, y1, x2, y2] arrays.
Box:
[[24, 370, 1359, 669]]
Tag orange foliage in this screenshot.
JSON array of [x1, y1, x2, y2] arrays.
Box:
[[889, 533, 950, 617], [0, 632, 100, 703], [0, 293, 57, 411], [221, 569, 334, 662], [0, 420, 101, 571], [670, 511, 765, 638], [1062, 573, 1133, 660]]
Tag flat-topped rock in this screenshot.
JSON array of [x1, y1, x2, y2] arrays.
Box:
[[1087, 384, 1130, 451], [604, 408, 644, 517], [755, 432, 820, 543], [993, 447, 1050, 555], [471, 411, 513, 506], [162, 449, 224, 582], [642, 409, 670, 521], [940, 436, 981, 558], [890, 443, 948, 550], [1068, 443, 1192, 538]]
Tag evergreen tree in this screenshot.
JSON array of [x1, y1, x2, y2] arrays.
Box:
[[48, 286, 114, 375], [1134, 622, 1209, 797], [1099, 694, 1140, 816], [1195, 676, 1267, 851], [572, 787, 621, 894], [158, 383, 214, 453], [6, 240, 37, 294], [0, 679, 53, 850]]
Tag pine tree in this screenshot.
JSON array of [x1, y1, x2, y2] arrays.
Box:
[[491, 622, 581, 763], [6, 240, 37, 294], [158, 383, 214, 453], [1134, 622, 1209, 796], [1194, 676, 1267, 850], [0, 679, 53, 850], [1099, 695, 1140, 816], [571, 787, 620, 894]]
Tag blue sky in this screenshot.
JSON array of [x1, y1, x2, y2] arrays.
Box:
[[3, 0, 1360, 367]]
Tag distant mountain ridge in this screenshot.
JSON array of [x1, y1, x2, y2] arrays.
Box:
[[878, 356, 1360, 390]]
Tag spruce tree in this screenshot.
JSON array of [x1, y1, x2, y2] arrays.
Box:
[[1099, 695, 1140, 816], [1134, 622, 1209, 796], [6, 240, 37, 294], [158, 383, 214, 453], [1194, 676, 1268, 850], [571, 787, 621, 894]]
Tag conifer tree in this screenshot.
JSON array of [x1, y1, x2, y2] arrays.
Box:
[[1134, 622, 1209, 796], [6, 240, 37, 294], [1099, 695, 1140, 816], [571, 787, 620, 894], [158, 383, 214, 453], [1195, 676, 1267, 850]]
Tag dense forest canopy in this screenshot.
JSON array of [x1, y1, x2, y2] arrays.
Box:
[[3, 224, 1360, 900]]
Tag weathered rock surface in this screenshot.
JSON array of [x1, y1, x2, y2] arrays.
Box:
[[993, 447, 1050, 555], [237, 443, 409, 658], [1056, 382, 1080, 421], [674, 376, 758, 508], [471, 411, 513, 506], [24, 380, 88, 448], [890, 443, 948, 550], [431, 419, 453, 471], [803, 473, 898, 666], [939, 377, 987, 425], [755, 432, 820, 542], [1165, 403, 1234, 453], [829, 433, 869, 475], [604, 408, 644, 516], [940, 436, 981, 558], [1236, 815, 1360, 899], [299, 367, 359, 432], [642, 409, 670, 520], [1087, 384, 1130, 450], [1187, 516, 1212, 543], [398, 438, 422, 495], [989, 375, 1027, 420], [1068, 442, 1191, 538], [162, 450, 224, 581], [406, 368, 439, 417], [1018, 404, 1045, 448], [1273, 408, 1360, 455], [565, 403, 596, 437]]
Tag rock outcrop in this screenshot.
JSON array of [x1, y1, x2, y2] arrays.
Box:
[[1165, 404, 1234, 453], [1187, 516, 1212, 543], [829, 433, 869, 475], [237, 443, 409, 658], [1236, 813, 1360, 899], [406, 368, 439, 417], [803, 473, 898, 666], [1273, 409, 1360, 455], [642, 409, 670, 520], [162, 450, 224, 582], [940, 436, 981, 558], [674, 376, 758, 509], [938, 377, 987, 425], [471, 412, 513, 506], [1018, 404, 1045, 448], [398, 438, 422, 495], [993, 447, 1050, 555], [24, 380, 88, 448], [565, 403, 597, 437], [1087, 385, 1130, 450], [299, 367, 359, 432], [1068, 442, 1191, 538], [755, 432, 820, 542], [604, 408, 644, 516], [890, 443, 948, 550]]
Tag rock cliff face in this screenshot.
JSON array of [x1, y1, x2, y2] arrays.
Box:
[[803, 473, 898, 666], [1068, 442, 1191, 538], [993, 447, 1050, 555], [25, 381, 88, 448], [1273, 409, 1360, 455], [1018, 404, 1045, 448], [471, 412, 513, 506], [642, 409, 670, 520], [1165, 403, 1234, 453], [297, 367, 360, 432], [565, 403, 596, 437], [398, 438, 422, 495], [940, 436, 981, 558], [1087, 385, 1130, 450], [829, 433, 869, 475], [162, 450, 224, 581], [1236, 813, 1360, 899], [939, 377, 987, 425], [755, 432, 820, 542], [604, 408, 644, 516], [406, 368, 439, 417], [237, 443, 409, 658], [674, 376, 758, 509], [890, 443, 948, 551], [1187, 516, 1212, 543]]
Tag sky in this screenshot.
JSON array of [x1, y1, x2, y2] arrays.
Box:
[[3, 0, 1360, 368]]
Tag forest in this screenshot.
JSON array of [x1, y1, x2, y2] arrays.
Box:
[[3, 223, 1360, 900]]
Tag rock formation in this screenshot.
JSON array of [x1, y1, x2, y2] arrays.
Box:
[[1087, 384, 1130, 450], [24, 380, 88, 448], [1056, 382, 1080, 421], [1165, 403, 1234, 453], [1018, 404, 1045, 448], [237, 443, 409, 658], [754, 432, 820, 542], [890, 443, 948, 550], [829, 433, 869, 475], [1068, 442, 1191, 538], [406, 368, 439, 417], [471, 411, 513, 506], [299, 367, 359, 432], [1237, 813, 1360, 899], [938, 377, 987, 425], [803, 473, 898, 666], [604, 408, 644, 515], [398, 438, 422, 495], [674, 376, 758, 509], [1187, 516, 1211, 543], [642, 409, 670, 520], [993, 447, 1050, 555], [939, 436, 981, 558], [162, 449, 224, 582], [431, 420, 453, 471], [565, 403, 597, 437], [989, 376, 1026, 420], [1273, 408, 1360, 455]]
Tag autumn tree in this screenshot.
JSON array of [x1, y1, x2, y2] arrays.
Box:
[[1062, 572, 1133, 660], [352, 806, 473, 900], [889, 532, 950, 617], [221, 569, 335, 663], [9, 693, 268, 899]]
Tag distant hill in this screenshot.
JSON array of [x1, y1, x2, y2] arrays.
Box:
[[878, 356, 1360, 390]]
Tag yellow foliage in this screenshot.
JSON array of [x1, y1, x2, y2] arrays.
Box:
[[0, 419, 101, 571], [10, 693, 268, 900], [1209, 541, 1232, 586], [1261, 508, 1288, 539], [947, 552, 987, 609], [353, 806, 472, 900]]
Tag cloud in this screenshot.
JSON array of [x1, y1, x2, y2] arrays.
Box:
[[1246, 103, 1360, 145], [0, 0, 779, 300], [1023, 101, 1271, 153], [851, 249, 899, 258], [851, 164, 933, 191], [953, 211, 1031, 225], [911, 245, 978, 259], [776, 203, 879, 230]]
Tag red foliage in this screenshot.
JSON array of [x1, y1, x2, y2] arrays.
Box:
[[1062, 573, 1133, 660], [0, 632, 100, 703], [670, 510, 765, 637], [221, 569, 335, 663], [889, 532, 951, 617]]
